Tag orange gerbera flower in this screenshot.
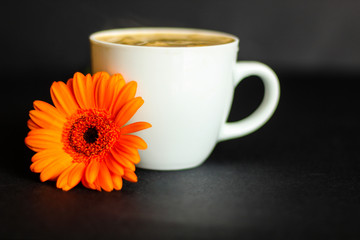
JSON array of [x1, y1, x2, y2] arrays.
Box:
[[25, 72, 151, 191]]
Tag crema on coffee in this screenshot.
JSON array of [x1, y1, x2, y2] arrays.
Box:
[[96, 33, 234, 47]]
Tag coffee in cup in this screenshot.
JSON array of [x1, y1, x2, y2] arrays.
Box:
[[95, 33, 235, 47]]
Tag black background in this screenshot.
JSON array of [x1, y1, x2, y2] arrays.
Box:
[[1, 1, 360, 239]]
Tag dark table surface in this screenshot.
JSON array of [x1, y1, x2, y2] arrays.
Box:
[[1, 70, 359, 240]]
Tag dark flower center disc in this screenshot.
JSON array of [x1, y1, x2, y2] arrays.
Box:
[[83, 127, 99, 144]]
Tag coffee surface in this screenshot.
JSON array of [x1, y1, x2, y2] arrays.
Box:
[[96, 33, 234, 47]]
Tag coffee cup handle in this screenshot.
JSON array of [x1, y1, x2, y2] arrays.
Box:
[[218, 61, 280, 141]]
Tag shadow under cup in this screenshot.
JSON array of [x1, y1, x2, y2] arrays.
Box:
[[89, 28, 280, 170]]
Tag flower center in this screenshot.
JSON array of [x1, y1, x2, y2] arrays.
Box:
[[62, 109, 119, 163], [83, 127, 99, 144]]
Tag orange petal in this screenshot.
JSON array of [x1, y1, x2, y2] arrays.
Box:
[[113, 143, 140, 164], [40, 155, 72, 182], [118, 134, 148, 150], [31, 148, 64, 163], [114, 97, 144, 127], [50, 81, 79, 116], [92, 71, 110, 84], [67, 78, 74, 89], [92, 72, 110, 108], [27, 119, 41, 130], [108, 74, 126, 110], [81, 174, 100, 191], [61, 185, 73, 191], [72, 72, 90, 109], [107, 74, 125, 106], [93, 180, 102, 191], [110, 74, 126, 95], [82, 176, 102, 191], [105, 156, 125, 176], [26, 141, 59, 153], [67, 162, 86, 189], [30, 154, 60, 173], [85, 160, 101, 184], [81, 176, 92, 189], [111, 81, 137, 115], [93, 178, 102, 191], [121, 122, 152, 135], [85, 74, 95, 108], [25, 129, 62, 152], [98, 162, 113, 192], [123, 169, 138, 183], [56, 164, 75, 189], [29, 110, 65, 130], [68, 74, 95, 109], [111, 173, 123, 190], [85, 181, 99, 191], [33, 100, 66, 119], [126, 150, 140, 164], [110, 149, 135, 171], [110, 73, 125, 85], [95, 75, 116, 110], [115, 142, 139, 155], [26, 128, 61, 142]]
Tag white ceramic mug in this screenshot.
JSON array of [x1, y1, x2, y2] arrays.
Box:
[[90, 28, 280, 170]]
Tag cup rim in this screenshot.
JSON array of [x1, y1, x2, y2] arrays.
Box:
[[89, 27, 239, 49]]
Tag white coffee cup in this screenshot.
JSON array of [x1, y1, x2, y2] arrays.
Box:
[[90, 28, 280, 170]]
